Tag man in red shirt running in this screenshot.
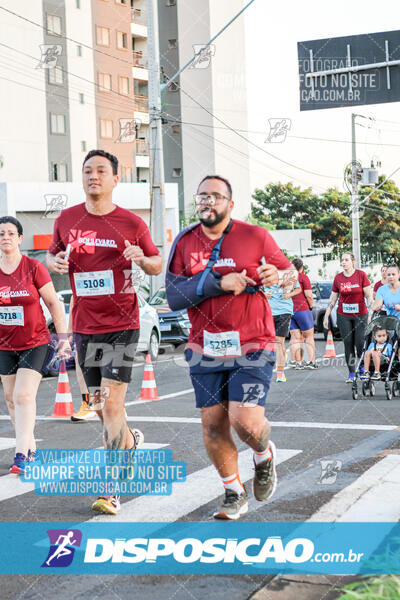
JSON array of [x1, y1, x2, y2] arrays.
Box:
[[166, 175, 297, 520], [289, 258, 316, 370], [47, 150, 162, 515]]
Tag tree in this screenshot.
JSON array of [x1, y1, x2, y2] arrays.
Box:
[[358, 176, 400, 259]]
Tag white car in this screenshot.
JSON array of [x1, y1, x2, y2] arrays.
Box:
[[55, 289, 161, 360]]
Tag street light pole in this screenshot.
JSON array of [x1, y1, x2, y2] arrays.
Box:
[[351, 113, 361, 268], [146, 0, 165, 292]]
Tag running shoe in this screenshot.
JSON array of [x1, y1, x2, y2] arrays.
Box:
[[71, 399, 97, 422], [28, 449, 36, 462], [346, 372, 355, 383], [91, 495, 121, 515], [9, 452, 28, 475], [371, 371, 381, 381], [129, 427, 144, 449], [253, 440, 277, 502], [288, 360, 297, 368], [360, 371, 370, 380], [295, 362, 305, 370], [213, 488, 248, 520], [276, 373, 287, 383], [304, 361, 318, 370]]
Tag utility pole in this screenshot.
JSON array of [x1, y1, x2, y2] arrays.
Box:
[[146, 0, 165, 292], [351, 113, 361, 268]]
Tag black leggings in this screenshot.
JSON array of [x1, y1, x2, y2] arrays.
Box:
[[337, 313, 368, 371]]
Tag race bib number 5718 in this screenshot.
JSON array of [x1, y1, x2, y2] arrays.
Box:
[[0, 306, 24, 326]]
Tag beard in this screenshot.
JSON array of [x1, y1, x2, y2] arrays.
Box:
[[198, 207, 227, 227]]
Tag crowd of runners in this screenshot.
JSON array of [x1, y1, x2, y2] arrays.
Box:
[[1, 149, 399, 520]]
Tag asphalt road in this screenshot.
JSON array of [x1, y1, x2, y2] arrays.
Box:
[[0, 335, 399, 599]]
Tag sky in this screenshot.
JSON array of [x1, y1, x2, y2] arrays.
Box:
[[242, 0, 400, 198]]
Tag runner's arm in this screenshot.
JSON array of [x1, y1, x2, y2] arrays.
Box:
[[369, 297, 384, 322], [304, 289, 313, 309], [46, 250, 69, 274], [39, 282, 71, 358], [363, 285, 373, 309], [283, 286, 301, 299], [137, 254, 162, 276], [323, 291, 339, 329]]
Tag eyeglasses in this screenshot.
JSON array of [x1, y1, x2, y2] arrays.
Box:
[[193, 193, 230, 206]]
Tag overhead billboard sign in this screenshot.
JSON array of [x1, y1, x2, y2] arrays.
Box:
[[298, 29, 400, 110]]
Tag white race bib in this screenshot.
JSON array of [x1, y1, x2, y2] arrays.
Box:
[[203, 330, 241, 357], [74, 271, 114, 297], [342, 302, 359, 314], [0, 306, 24, 326]]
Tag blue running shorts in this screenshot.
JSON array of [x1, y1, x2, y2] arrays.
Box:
[[185, 348, 275, 409], [290, 309, 314, 332]]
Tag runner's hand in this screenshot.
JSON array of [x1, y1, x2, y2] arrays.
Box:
[[257, 263, 279, 287], [52, 250, 69, 274], [57, 339, 72, 361], [323, 314, 329, 330], [123, 240, 144, 264], [221, 270, 257, 296]]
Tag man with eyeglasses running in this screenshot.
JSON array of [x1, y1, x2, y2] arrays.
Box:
[[166, 175, 297, 520]]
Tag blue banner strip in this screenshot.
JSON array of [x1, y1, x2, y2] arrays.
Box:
[[1, 522, 400, 574]]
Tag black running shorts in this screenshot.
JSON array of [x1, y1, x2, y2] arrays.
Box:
[[0, 344, 50, 376], [273, 313, 292, 338], [75, 329, 139, 388]]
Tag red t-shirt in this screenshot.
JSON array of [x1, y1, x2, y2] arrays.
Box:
[[0, 255, 51, 350], [332, 269, 370, 316], [48, 203, 159, 334], [170, 220, 292, 355], [292, 271, 312, 311], [373, 280, 384, 293]]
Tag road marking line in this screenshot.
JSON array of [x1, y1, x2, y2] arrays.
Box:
[[0, 443, 168, 503], [125, 388, 194, 407], [0, 437, 43, 451], [309, 454, 400, 522], [89, 448, 301, 522]]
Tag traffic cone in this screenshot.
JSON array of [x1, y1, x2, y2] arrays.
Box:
[[323, 330, 337, 359], [51, 360, 75, 417], [138, 353, 160, 401]]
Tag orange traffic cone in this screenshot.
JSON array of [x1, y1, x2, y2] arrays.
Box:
[[51, 360, 75, 417], [138, 353, 160, 401], [323, 330, 337, 359]]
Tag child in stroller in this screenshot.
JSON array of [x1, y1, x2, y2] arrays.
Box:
[[352, 315, 400, 400], [361, 325, 392, 381]]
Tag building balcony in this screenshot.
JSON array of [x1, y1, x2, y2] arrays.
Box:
[[131, 8, 147, 38], [132, 65, 148, 82], [136, 139, 149, 156], [134, 94, 148, 113], [132, 50, 147, 68]]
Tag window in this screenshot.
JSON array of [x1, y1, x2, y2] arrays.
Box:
[[47, 14, 62, 36], [121, 166, 133, 182], [48, 66, 63, 85], [77, 45, 82, 56], [98, 72, 112, 91], [117, 31, 128, 49], [52, 163, 67, 182], [81, 141, 87, 152], [79, 93, 85, 104], [96, 26, 110, 46], [119, 76, 129, 95], [50, 113, 66, 134], [172, 168, 181, 178], [171, 124, 180, 134], [100, 119, 113, 138], [168, 39, 177, 50], [166, 0, 176, 5]]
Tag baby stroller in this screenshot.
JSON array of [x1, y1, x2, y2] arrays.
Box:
[[352, 315, 400, 400]]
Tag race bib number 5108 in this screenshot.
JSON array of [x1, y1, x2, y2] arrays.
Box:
[[74, 271, 114, 296]]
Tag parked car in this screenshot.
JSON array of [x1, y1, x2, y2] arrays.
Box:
[[42, 290, 160, 376], [311, 281, 340, 340], [149, 287, 191, 347]]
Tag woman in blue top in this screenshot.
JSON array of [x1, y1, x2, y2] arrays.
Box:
[[264, 283, 300, 382], [370, 264, 400, 319]]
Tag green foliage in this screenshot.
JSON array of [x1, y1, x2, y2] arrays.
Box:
[[251, 178, 400, 258], [337, 575, 400, 599]]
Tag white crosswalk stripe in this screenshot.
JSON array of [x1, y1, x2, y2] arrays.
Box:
[[89, 448, 301, 522]]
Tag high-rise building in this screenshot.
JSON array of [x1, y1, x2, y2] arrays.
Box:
[[157, 0, 250, 220]]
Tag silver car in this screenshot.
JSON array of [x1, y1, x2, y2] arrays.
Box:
[[48, 290, 161, 361], [311, 281, 340, 339]]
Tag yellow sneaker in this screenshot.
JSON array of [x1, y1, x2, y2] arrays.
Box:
[[70, 400, 97, 422], [91, 495, 120, 515], [276, 373, 287, 383]]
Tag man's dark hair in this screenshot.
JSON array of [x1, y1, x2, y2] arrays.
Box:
[[0, 216, 23, 236], [292, 258, 303, 271], [82, 150, 118, 175], [197, 175, 232, 199]]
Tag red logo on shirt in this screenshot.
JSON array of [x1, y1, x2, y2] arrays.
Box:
[[68, 229, 97, 254], [0, 286, 11, 304], [190, 251, 210, 275]]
